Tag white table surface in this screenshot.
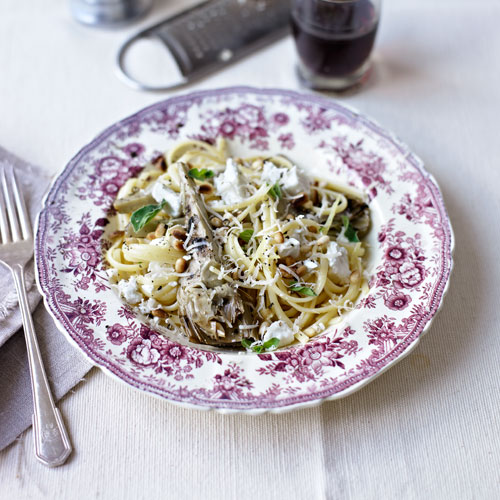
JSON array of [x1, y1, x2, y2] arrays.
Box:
[[1, 1, 499, 499]]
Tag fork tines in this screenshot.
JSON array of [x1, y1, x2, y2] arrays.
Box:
[[0, 167, 32, 244]]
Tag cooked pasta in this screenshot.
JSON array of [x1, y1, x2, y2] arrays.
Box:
[[106, 138, 370, 350]]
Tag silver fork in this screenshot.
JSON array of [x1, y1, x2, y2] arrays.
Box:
[[0, 167, 72, 467]]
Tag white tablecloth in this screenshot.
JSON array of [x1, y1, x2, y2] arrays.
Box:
[[1, 1, 499, 498]]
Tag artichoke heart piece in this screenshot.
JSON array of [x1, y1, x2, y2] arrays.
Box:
[[176, 162, 255, 346]]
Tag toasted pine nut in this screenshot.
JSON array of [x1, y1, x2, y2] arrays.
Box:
[[232, 270, 240, 280], [296, 265, 307, 277], [151, 309, 167, 319], [155, 223, 166, 238], [198, 183, 213, 195], [284, 256, 295, 267], [110, 230, 124, 239], [261, 308, 273, 320], [152, 155, 167, 171], [125, 237, 141, 245], [285, 213, 294, 221], [252, 159, 264, 170], [308, 225, 318, 233], [146, 232, 156, 240], [310, 189, 319, 205], [175, 257, 187, 273], [292, 192, 309, 207], [350, 270, 360, 284], [274, 232, 284, 244], [172, 239, 185, 251], [315, 235, 330, 246], [210, 216, 223, 228], [171, 228, 187, 241], [302, 200, 314, 210], [279, 265, 293, 279]]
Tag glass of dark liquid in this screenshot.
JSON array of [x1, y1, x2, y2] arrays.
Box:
[[291, 0, 381, 91]]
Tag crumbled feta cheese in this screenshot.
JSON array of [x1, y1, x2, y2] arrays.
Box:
[[141, 283, 154, 296], [263, 320, 295, 348], [147, 261, 169, 279], [106, 268, 118, 280], [261, 162, 310, 195], [303, 259, 319, 270], [325, 241, 351, 281], [138, 298, 161, 315], [277, 237, 301, 258], [151, 180, 182, 217], [282, 165, 310, 195], [214, 158, 246, 204], [117, 276, 142, 304]]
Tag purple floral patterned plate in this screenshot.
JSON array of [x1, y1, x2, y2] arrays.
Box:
[[35, 87, 454, 413]]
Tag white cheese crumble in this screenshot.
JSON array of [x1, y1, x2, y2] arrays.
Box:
[[325, 241, 351, 281], [141, 283, 154, 296], [138, 298, 161, 315], [214, 158, 246, 204], [151, 180, 182, 217], [263, 320, 295, 348], [303, 259, 319, 270], [277, 237, 301, 258], [117, 276, 142, 304], [261, 162, 310, 195]]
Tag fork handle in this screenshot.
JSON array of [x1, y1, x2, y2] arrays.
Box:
[[11, 264, 72, 467]]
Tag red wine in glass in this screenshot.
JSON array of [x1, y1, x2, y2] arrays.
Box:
[[291, 0, 380, 89]]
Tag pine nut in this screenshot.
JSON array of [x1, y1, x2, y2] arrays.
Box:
[[316, 235, 330, 246], [146, 232, 156, 240], [210, 216, 223, 228], [274, 232, 284, 244], [172, 239, 185, 251], [171, 228, 187, 241], [292, 192, 309, 207], [198, 183, 213, 195], [155, 223, 166, 238], [308, 225, 318, 233], [302, 200, 314, 210], [296, 265, 307, 277], [110, 230, 124, 239], [284, 256, 295, 267], [175, 257, 187, 273], [232, 270, 240, 280], [310, 189, 319, 205], [151, 309, 167, 319], [124, 237, 140, 245], [350, 270, 360, 284], [152, 155, 167, 171]]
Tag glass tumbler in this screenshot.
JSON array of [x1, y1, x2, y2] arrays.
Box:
[[291, 0, 381, 91]]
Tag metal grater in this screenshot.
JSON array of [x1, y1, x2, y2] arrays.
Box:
[[116, 0, 290, 91]]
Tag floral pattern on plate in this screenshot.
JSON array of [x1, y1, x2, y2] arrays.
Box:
[[35, 87, 454, 412]]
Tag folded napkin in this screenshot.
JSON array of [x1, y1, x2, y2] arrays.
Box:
[[0, 147, 92, 452]]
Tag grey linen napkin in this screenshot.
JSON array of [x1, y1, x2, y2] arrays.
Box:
[[0, 147, 92, 451]]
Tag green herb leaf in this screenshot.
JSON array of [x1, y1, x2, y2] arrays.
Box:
[[253, 344, 264, 353], [130, 201, 166, 232], [241, 338, 253, 350], [268, 183, 282, 200], [289, 281, 318, 297], [188, 168, 214, 180], [239, 229, 254, 243], [341, 215, 360, 243], [263, 337, 280, 351]]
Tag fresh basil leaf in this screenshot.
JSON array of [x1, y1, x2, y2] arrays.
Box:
[[268, 183, 282, 200], [253, 344, 264, 353], [341, 215, 360, 243], [263, 337, 280, 351], [130, 201, 166, 232], [241, 338, 253, 350], [289, 282, 318, 297], [239, 229, 254, 243], [188, 168, 214, 180]]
